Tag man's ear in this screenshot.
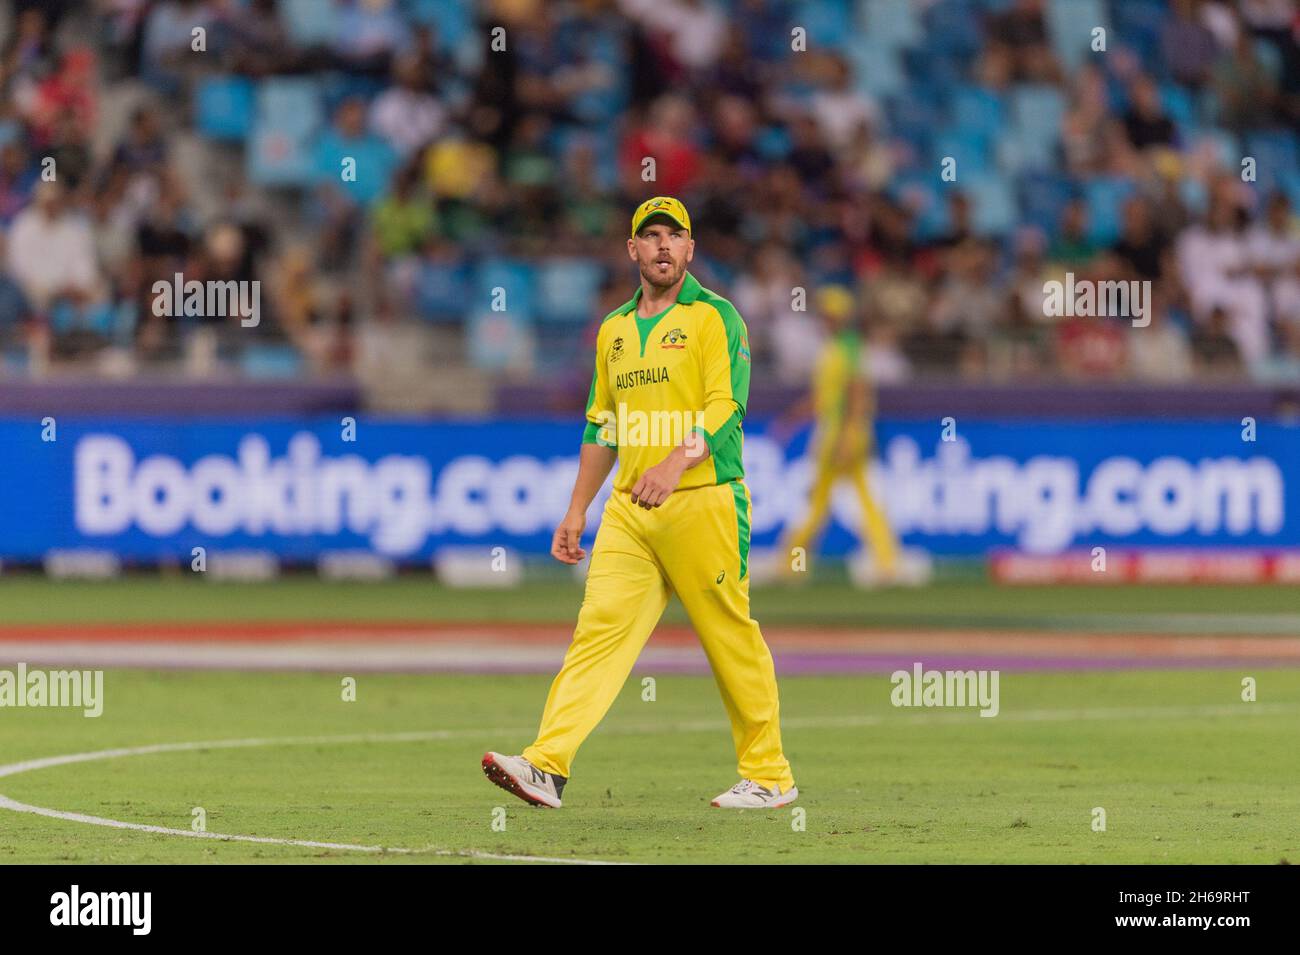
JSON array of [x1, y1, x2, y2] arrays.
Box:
[[626, 237, 638, 261], [686, 237, 695, 262]]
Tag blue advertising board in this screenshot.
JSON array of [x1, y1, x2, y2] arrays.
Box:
[[0, 417, 1295, 561]]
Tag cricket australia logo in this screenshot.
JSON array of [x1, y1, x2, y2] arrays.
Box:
[[660, 328, 687, 349], [610, 336, 625, 363]]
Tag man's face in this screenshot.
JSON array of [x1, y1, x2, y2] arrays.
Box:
[[628, 220, 694, 290]]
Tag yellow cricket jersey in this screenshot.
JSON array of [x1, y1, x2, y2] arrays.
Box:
[[581, 271, 751, 492], [813, 330, 864, 430]]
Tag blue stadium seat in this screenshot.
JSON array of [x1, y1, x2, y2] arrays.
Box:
[[922, 0, 983, 59], [965, 174, 1016, 236], [1282, 171, 1300, 209], [1160, 83, 1196, 132], [474, 259, 536, 324], [1084, 177, 1136, 245], [281, 0, 338, 46], [320, 72, 386, 115], [860, 0, 922, 51], [951, 86, 1005, 141], [846, 39, 903, 97], [1018, 172, 1076, 234], [246, 126, 316, 187], [1246, 131, 1299, 193], [886, 87, 941, 155], [404, 0, 473, 52], [194, 76, 254, 141], [416, 259, 472, 323], [467, 308, 534, 372], [934, 128, 994, 177], [240, 345, 305, 379], [801, 0, 856, 51], [535, 259, 603, 325], [1011, 85, 1066, 140], [889, 173, 944, 240], [1046, 0, 1108, 70], [1002, 86, 1065, 171], [256, 77, 323, 140]]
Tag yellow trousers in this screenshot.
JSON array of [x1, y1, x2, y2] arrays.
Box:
[[523, 481, 795, 790], [783, 432, 898, 573]]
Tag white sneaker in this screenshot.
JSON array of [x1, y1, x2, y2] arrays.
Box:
[[711, 779, 799, 809], [481, 752, 566, 808]]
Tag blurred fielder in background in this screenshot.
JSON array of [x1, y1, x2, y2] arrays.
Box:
[[777, 285, 901, 583]]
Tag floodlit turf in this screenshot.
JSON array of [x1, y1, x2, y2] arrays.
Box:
[[1, 669, 1296, 864], [1, 576, 1298, 630]]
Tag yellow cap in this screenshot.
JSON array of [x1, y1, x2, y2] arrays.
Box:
[[631, 196, 691, 237], [816, 285, 855, 322]]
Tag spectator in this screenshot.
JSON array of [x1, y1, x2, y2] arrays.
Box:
[[369, 53, 447, 158], [1161, 0, 1222, 89], [1122, 76, 1177, 152]]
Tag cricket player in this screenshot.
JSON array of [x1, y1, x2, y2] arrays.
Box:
[[777, 286, 899, 580], [483, 197, 797, 809]]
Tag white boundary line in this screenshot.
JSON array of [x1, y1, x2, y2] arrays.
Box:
[[0, 704, 1293, 864]]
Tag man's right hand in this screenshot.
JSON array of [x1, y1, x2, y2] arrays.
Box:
[[551, 509, 587, 564]]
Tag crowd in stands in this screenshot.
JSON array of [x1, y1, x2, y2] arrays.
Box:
[[0, 0, 1297, 392]]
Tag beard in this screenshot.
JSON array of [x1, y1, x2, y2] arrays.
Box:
[[639, 255, 687, 290]]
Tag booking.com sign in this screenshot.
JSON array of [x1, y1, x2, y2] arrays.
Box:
[[0, 418, 1294, 559]]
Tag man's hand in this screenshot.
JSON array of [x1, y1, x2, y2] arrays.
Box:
[[630, 452, 689, 509], [551, 508, 587, 564]]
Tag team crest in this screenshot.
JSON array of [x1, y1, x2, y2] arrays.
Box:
[[660, 328, 687, 349], [610, 336, 625, 363]]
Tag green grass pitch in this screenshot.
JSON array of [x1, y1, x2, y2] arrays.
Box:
[[2, 668, 1296, 864], [1, 576, 1296, 863]]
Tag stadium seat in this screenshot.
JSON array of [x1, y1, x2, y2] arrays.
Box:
[[1111, 0, 1168, 64], [1084, 177, 1136, 245], [416, 259, 472, 323], [934, 128, 994, 177], [535, 259, 603, 325], [281, 0, 338, 46], [801, 0, 856, 51], [256, 77, 324, 140], [1002, 86, 1065, 171], [246, 125, 316, 188], [846, 39, 903, 97], [860, 0, 922, 51], [474, 259, 536, 325], [951, 86, 1005, 141], [1046, 0, 1108, 71], [1245, 131, 1299, 193], [1018, 172, 1076, 234], [404, 0, 473, 52], [240, 345, 305, 379], [467, 308, 535, 372], [922, 0, 983, 59], [965, 174, 1016, 236], [1159, 83, 1196, 133], [1011, 86, 1066, 141], [194, 76, 254, 142]]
